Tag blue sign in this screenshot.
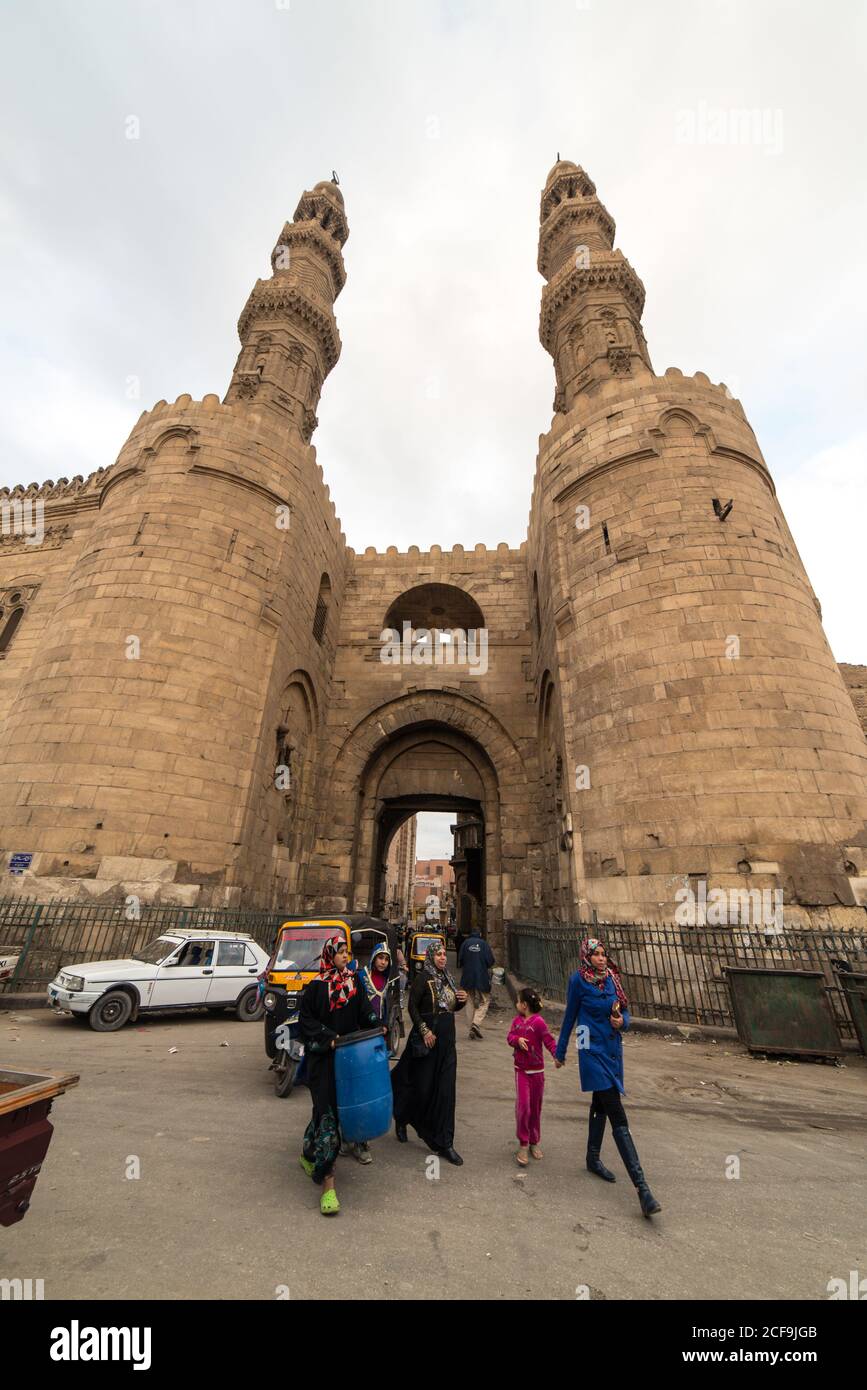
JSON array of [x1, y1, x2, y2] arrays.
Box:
[[9, 853, 33, 875]]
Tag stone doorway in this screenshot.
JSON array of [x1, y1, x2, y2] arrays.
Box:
[[348, 720, 503, 946], [372, 795, 486, 932]]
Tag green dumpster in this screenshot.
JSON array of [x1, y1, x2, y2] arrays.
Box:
[[837, 970, 867, 1056], [725, 967, 842, 1058]]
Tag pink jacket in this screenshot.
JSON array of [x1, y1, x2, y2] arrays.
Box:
[[507, 1013, 558, 1073]]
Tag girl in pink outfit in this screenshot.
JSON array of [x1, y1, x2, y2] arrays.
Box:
[[507, 987, 558, 1166]]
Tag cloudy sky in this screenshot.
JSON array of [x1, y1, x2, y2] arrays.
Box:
[[3, 1, 865, 769]]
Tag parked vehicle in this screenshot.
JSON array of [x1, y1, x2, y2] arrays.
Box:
[[263, 914, 402, 1097], [408, 930, 447, 979], [46, 930, 270, 1032], [0, 950, 20, 984]]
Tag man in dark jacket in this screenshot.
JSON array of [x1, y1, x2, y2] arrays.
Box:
[[458, 931, 495, 1039]]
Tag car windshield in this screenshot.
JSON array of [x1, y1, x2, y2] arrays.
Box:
[[413, 935, 443, 956], [274, 928, 340, 973], [132, 937, 181, 965]]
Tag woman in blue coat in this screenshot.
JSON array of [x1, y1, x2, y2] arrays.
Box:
[[555, 937, 660, 1218]]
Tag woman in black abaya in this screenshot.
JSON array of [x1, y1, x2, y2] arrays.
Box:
[[392, 941, 467, 1165]]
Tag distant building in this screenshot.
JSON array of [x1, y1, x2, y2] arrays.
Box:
[[382, 816, 417, 923], [413, 858, 455, 920]]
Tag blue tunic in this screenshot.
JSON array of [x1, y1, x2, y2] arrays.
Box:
[[555, 971, 630, 1094]]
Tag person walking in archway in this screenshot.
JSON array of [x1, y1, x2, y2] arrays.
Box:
[[392, 941, 468, 1164], [555, 937, 661, 1219], [458, 928, 495, 1039]]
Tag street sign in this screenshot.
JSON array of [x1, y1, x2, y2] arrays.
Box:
[[8, 853, 33, 875]]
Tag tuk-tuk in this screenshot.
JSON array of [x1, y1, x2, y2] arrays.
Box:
[[408, 930, 447, 980], [263, 915, 403, 1097]]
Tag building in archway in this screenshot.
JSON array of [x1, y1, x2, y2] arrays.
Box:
[[382, 816, 416, 924], [1, 164, 867, 950]]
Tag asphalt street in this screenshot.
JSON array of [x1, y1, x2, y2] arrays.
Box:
[[3, 988, 866, 1300]]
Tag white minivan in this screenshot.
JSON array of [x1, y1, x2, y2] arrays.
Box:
[[47, 930, 270, 1032]]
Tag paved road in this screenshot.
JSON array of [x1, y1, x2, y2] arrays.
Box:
[[3, 992, 866, 1300]]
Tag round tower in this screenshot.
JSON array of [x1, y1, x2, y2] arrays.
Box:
[[530, 161, 867, 927], [0, 179, 350, 905]]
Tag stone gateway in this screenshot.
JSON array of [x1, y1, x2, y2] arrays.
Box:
[[2, 162, 866, 951]]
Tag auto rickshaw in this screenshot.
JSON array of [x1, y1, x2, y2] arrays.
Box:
[[263, 915, 403, 1097], [408, 930, 447, 980]]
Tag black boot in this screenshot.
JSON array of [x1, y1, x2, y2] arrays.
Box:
[[395, 1123, 408, 1143], [586, 1107, 616, 1183], [612, 1124, 661, 1217]]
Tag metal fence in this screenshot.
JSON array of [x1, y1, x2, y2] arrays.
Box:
[[0, 898, 287, 994], [506, 920, 867, 1041]]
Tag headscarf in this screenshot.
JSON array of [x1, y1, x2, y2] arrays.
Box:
[[318, 935, 357, 1011], [580, 937, 629, 1011], [360, 943, 392, 1007], [423, 939, 458, 1012]]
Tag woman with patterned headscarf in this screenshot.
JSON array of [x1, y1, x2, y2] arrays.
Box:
[[391, 940, 468, 1164], [298, 935, 381, 1215], [555, 937, 661, 1218]]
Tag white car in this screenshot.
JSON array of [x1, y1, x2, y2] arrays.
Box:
[[46, 930, 271, 1032]]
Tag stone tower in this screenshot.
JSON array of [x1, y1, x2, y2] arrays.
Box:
[[527, 159, 867, 926], [0, 180, 351, 906]]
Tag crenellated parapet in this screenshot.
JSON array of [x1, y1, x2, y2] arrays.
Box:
[[351, 541, 525, 566]]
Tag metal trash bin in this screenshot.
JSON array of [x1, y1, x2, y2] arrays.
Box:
[[725, 967, 843, 1058], [0, 1068, 79, 1226], [837, 970, 867, 1056]]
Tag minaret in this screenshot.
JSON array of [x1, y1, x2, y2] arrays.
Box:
[[530, 159, 867, 927], [225, 178, 349, 442], [538, 160, 652, 414]]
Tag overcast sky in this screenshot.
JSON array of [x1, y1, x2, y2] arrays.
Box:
[[2, 0, 865, 687]]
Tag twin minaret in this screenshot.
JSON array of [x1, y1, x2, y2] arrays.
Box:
[[225, 178, 349, 442], [538, 158, 652, 413]]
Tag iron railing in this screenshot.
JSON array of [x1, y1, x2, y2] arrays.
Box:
[[0, 899, 287, 994], [505, 920, 867, 1041]]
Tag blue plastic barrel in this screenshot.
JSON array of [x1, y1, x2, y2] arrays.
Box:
[[334, 1027, 393, 1142]]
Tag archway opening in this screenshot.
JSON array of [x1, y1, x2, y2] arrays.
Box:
[[353, 721, 497, 943]]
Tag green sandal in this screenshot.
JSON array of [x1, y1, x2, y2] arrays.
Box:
[[299, 1154, 315, 1178], [320, 1188, 340, 1216]]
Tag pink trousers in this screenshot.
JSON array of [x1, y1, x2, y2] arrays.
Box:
[[515, 1070, 545, 1146]]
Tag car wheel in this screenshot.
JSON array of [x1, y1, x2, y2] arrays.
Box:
[[273, 1051, 298, 1097], [235, 987, 264, 1022], [89, 990, 133, 1032]]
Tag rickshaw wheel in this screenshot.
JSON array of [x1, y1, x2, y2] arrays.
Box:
[[274, 1052, 298, 1097], [387, 1013, 402, 1057]]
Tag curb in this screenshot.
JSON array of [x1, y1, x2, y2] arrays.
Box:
[[0, 993, 48, 1011], [504, 970, 740, 1044]]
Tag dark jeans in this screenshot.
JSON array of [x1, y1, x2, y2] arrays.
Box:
[[590, 1085, 627, 1128]]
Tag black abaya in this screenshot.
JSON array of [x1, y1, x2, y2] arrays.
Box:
[[391, 973, 465, 1151]]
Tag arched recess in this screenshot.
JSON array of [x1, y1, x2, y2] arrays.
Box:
[[308, 690, 530, 949], [537, 669, 573, 921], [313, 573, 331, 644], [383, 583, 485, 634], [269, 669, 320, 906]]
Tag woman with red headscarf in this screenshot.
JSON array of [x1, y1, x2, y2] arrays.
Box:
[[555, 937, 661, 1218], [298, 935, 381, 1215]]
